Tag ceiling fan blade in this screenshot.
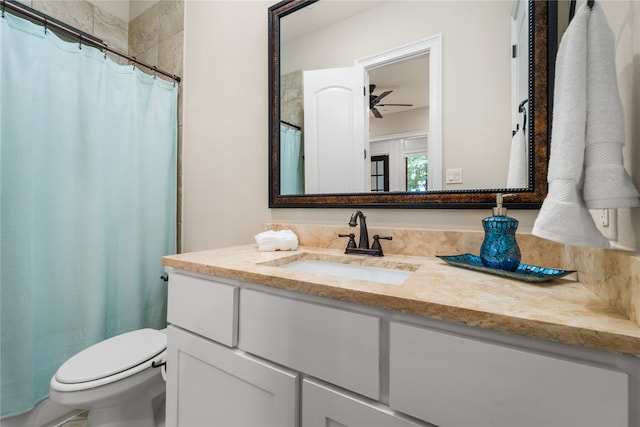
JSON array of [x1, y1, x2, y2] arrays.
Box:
[[376, 90, 392, 102], [371, 107, 383, 118], [370, 90, 394, 108], [377, 103, 413, 107]]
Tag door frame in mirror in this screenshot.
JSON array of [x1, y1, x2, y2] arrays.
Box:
[[268, 0, 554, 209], [356, 35, 443, 191]]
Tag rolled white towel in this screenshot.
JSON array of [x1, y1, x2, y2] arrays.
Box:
[[254, 229, 299, 252]]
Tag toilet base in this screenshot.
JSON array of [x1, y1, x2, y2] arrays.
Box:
[[51, 367, 166, 427], [88, 377, 165, 427], [87, 392, 164, 427]]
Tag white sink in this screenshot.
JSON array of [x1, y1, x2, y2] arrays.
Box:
[[280, 259, 413, 285]]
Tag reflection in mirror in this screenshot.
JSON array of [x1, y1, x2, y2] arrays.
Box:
[[269, 0, 555, 208]]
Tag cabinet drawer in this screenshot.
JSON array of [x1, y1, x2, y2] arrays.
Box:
[[240, 289, 380, 399], [167, 273, 238, 346], [389, 322, 628, 427]]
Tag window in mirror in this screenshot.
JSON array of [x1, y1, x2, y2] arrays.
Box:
[[406, 155, 428, 192], [371, 155, 389, 192], [371, 133, 429, 192]]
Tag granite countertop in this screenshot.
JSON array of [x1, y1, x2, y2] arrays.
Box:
[[162, 244, 640, 357]]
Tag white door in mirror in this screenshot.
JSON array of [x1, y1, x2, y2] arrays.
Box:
[[303, 67, 368, 193]]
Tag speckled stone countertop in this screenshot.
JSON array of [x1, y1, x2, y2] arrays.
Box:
[[163, 244, 640, 358]]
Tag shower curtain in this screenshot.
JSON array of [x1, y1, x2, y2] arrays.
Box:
[[280, 124, 302, 195], [0, 13, 177, 418]]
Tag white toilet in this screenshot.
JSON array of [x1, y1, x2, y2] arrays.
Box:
[[49, 328, 167, 427]]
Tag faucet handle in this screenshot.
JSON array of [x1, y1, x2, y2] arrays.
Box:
[[339, 233, 357, 249], [371, 235, 392, 256]]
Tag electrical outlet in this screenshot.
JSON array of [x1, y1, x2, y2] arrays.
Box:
[[599, 209, 609, 227], [592, 208, 618, 241]]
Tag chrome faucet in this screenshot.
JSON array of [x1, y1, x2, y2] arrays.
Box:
[[339, 210, 392, 257]]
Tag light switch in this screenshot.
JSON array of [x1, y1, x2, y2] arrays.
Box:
[[446, 168, 463, 184]]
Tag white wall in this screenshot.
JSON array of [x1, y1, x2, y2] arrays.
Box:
[[182, 1, 270, 251], [182, 0, 639, 253]]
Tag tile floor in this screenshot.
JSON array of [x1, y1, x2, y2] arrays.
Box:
[[59, 411, 88, 427]]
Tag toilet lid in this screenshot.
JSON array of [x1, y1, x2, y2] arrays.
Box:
[[55, 328, 166, 384]]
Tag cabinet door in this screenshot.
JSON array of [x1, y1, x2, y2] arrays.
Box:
[[166, 326, 299, 427], [390, 322, 629, 427], [302, 378, 429, 427]]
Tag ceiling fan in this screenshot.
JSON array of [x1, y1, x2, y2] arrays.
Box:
[[369, 84, 413, 118]]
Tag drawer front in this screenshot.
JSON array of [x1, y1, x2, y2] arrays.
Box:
[[167, 273, 238, 346], [240, 289, 380, 399], [389, 322, 629, 427]]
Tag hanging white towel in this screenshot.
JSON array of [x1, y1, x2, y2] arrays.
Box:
[[507, 127, 528, 188], [532, 3, 609, 248], [583, 4, 640, 209]]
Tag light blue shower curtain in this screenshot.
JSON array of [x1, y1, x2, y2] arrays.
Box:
[[0, 13, 177, 418], [280, 124, 302, 195]]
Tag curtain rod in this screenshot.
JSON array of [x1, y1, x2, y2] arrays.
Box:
[[1, 0, 182, 83], [281, 120, 301, 130]]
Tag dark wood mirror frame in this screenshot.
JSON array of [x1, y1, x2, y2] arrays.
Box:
[[269, 0, 556, 209]]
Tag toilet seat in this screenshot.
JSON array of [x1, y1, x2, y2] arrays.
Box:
[[51, 328, 166, 392]]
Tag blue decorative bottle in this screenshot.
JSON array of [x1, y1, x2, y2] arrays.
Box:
[[480, 194, 521, 271]]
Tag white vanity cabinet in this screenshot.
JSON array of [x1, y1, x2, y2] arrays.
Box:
[[166, 273, 298, 426], [166, 270, 639, 427]]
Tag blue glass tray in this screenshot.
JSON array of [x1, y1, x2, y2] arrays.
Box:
[[436, 254, 576, 283]]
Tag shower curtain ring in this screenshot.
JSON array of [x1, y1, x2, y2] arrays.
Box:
[[152, 66, 158, 79], [1, 1, 5, 19], [78, 34, 83, 50], [131, 57, 137, 70]]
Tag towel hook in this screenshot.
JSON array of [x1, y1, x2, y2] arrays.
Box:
[[519, 99, 529, 131], [569, 0, 594, 22]]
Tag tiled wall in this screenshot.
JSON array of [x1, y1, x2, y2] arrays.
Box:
[[128, 1, 184, 251], [281, 70, 303, 127], [28, 1, 128, 60], [19, 0, 184, 251]]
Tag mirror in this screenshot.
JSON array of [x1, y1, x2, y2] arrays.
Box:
[[269, 0, 555, 208]]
